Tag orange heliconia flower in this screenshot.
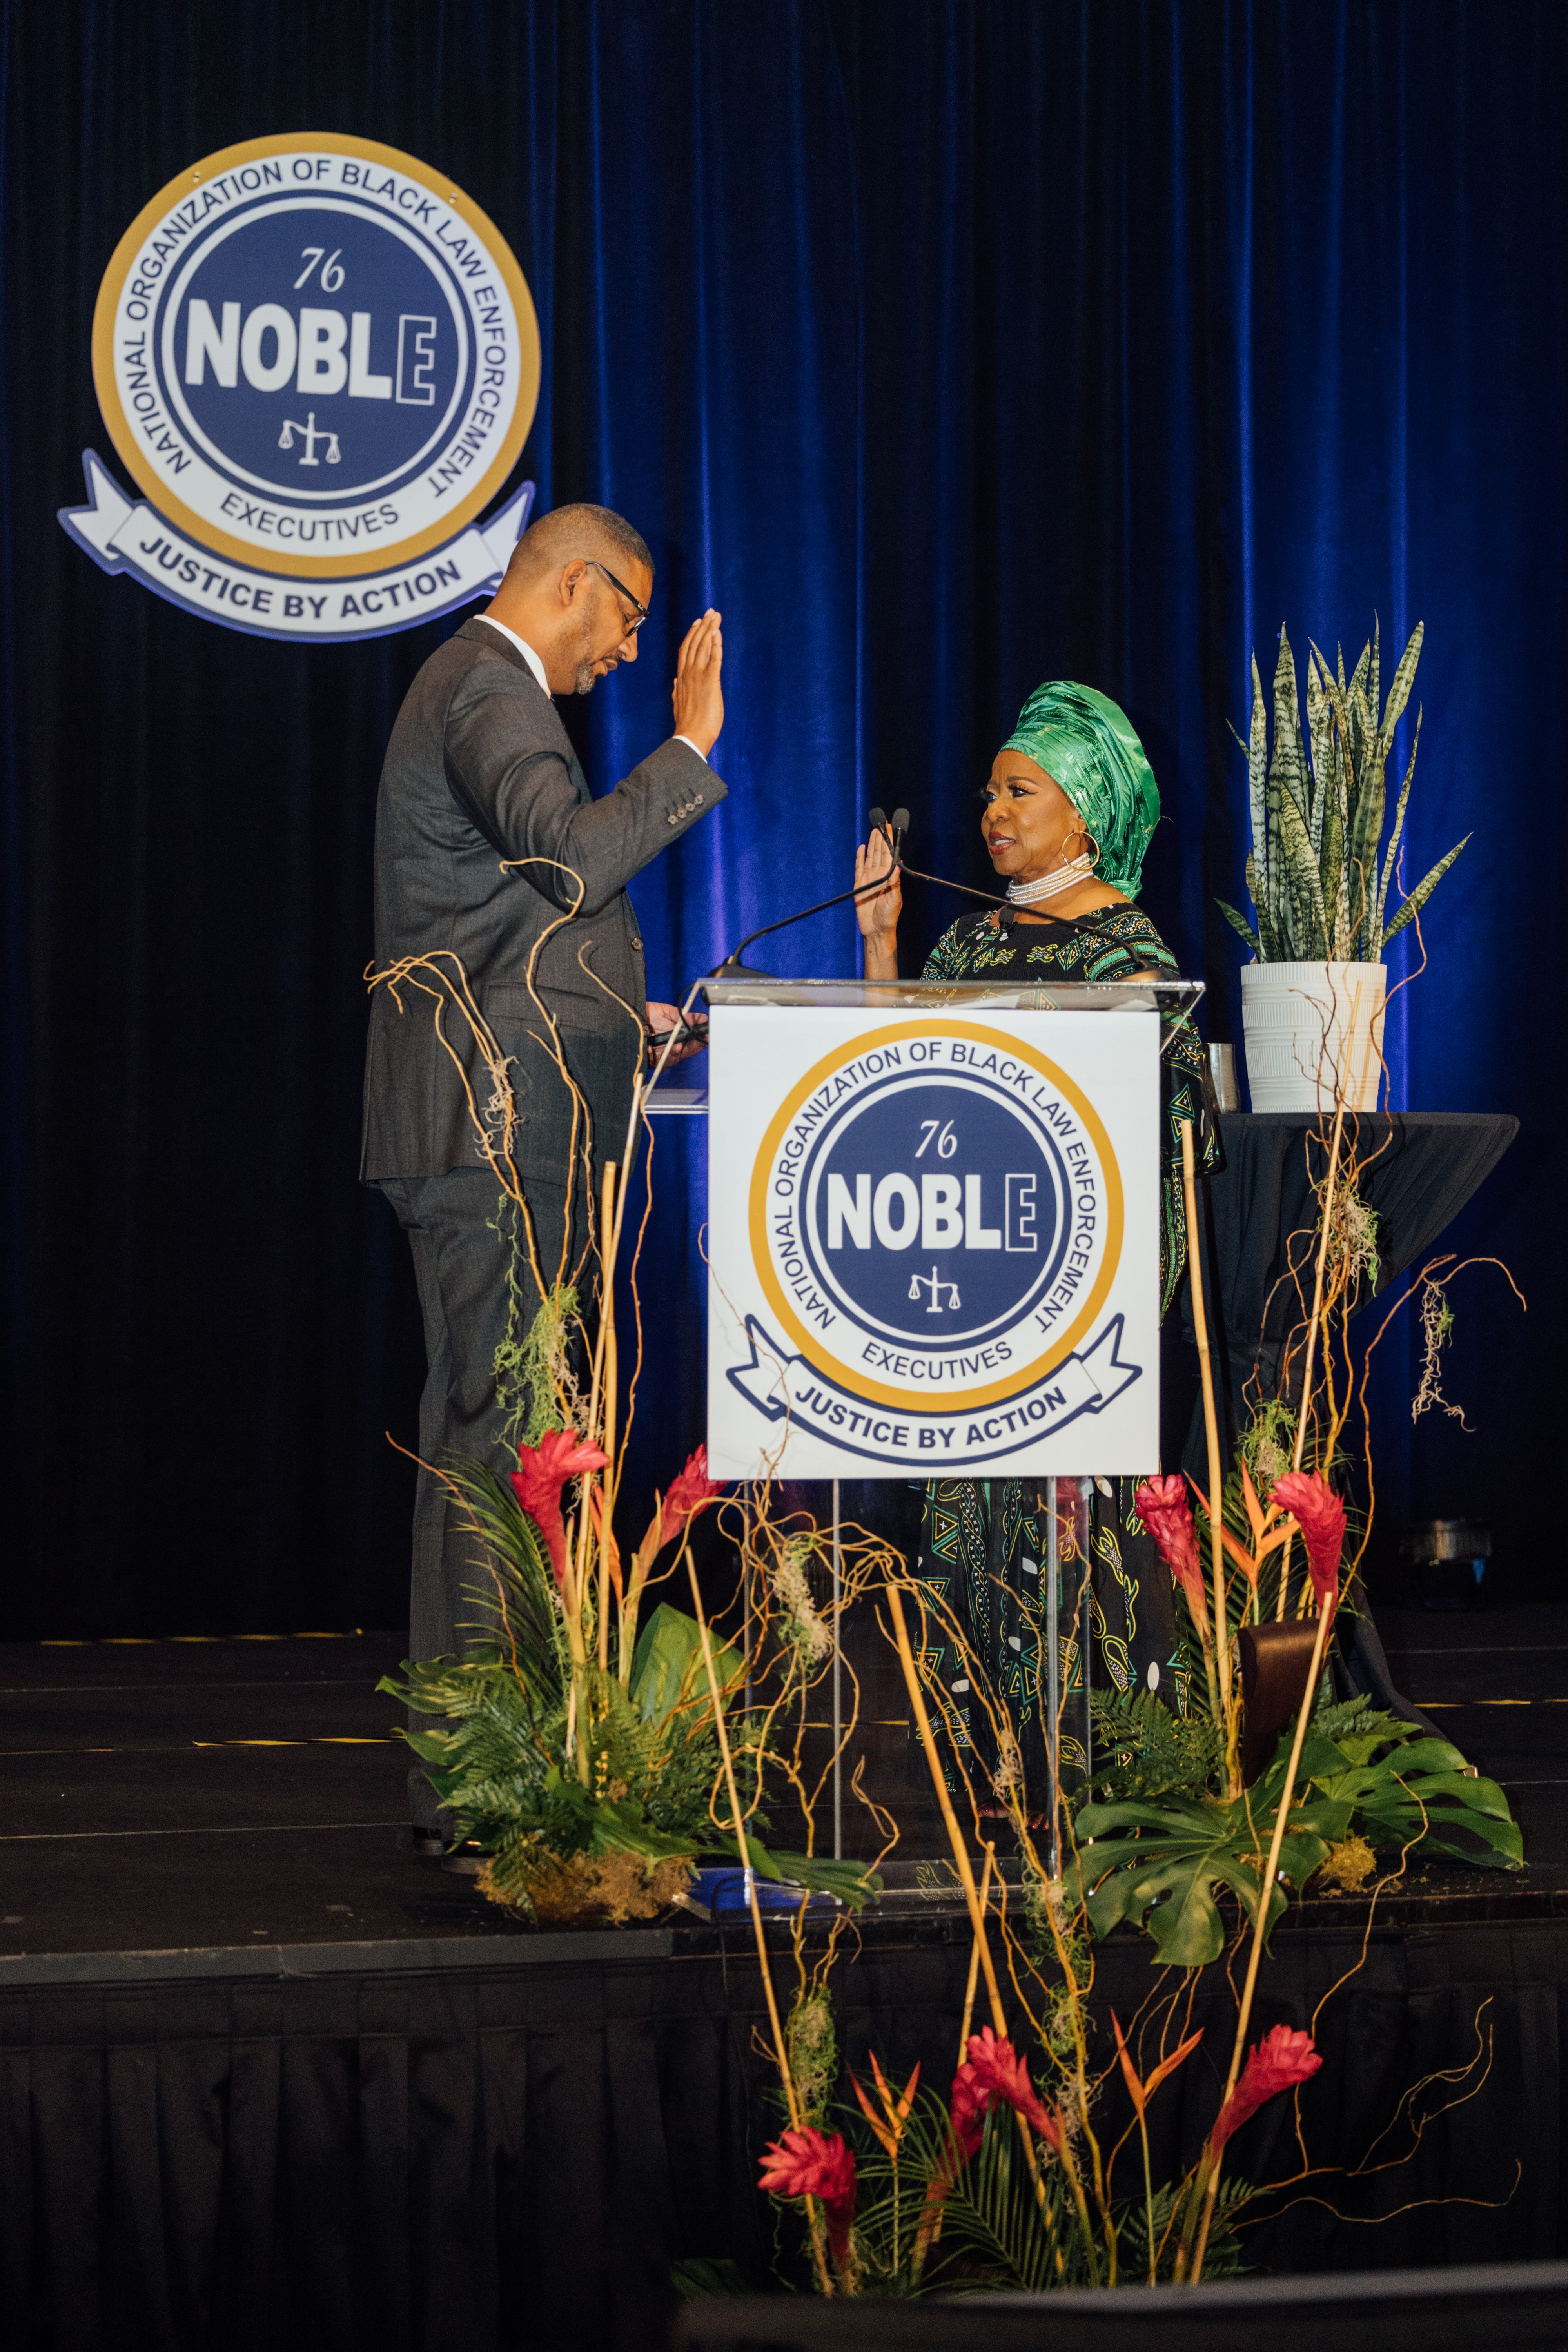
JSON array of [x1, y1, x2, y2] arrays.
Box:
[[1111, 2012, 1204, 2122], [850, 2052, 920, 2160]]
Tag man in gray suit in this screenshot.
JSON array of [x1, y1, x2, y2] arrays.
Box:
[[361, 502, 723, 1839]]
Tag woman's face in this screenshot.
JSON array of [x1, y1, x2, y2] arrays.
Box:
[[980, 748, 1085, 882]]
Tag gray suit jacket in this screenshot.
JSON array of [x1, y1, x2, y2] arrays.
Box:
[[361, 617, 723, 1181]]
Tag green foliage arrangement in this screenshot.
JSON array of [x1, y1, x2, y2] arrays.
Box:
[[381, 1459, 878, 1922], [1078, 1686, 1223, 1812], [1218, 619, 1468, 962], [1064, 1695, 1521, 1970], [833, 2080, 1248, 2295]]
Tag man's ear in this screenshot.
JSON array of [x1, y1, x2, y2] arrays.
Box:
[[557, 558, 588, 608]]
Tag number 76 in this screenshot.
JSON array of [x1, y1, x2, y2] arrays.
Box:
[[294, 247, 345, 292]]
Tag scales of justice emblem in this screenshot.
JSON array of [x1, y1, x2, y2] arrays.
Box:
[[59, 133, 541, 642]]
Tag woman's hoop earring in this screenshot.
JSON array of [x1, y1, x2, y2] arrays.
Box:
[[1083, 828, 1101, 869]]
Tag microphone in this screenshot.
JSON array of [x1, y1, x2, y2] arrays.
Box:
[[869, 805, 910, 854], [706, 805, 913, 977], [706, 809, 1149, 982], [708, 840, 907, 976]]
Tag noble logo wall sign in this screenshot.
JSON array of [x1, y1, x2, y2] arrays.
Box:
[[59, 134, 541, 641]]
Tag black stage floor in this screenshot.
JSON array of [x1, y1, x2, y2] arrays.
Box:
[[7, 1610, 1568, 2349], [5, 1603, 1568, 1967]]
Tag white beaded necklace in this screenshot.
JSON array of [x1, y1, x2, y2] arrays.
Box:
[[1005, 849, 1097, 906]]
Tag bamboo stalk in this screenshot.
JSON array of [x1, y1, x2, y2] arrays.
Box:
[[583, 1158, 618, 1448], [1187, 1591, 1335, 2281], [888, 1589, 1102, 2283], [1180, 1120, 1232, 1775], [596, 1159, 619, 1673], [957, 1849, 995, 2063], [1291, 1097, 1347, 1476], [886, 1581, 1006, 2035], [1275, 1096, 1348, 1619], [686, 1555, 834, 2296]]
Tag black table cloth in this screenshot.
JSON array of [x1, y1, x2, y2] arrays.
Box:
[[1176, 1112, 1518, 1729], [1180, 1112, 1519, 1461]]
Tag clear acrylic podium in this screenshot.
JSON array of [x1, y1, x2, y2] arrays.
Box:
[[644, 974, 1205, 1117], [644, 972, 1205, 1864]]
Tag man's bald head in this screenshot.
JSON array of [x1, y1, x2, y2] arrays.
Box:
[[504, 501, 653, 590], [486, 501, 655, 695]]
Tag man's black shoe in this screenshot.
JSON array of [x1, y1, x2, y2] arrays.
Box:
[[409, 1826, 488, 1875]]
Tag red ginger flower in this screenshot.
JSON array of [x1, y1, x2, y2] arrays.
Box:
[[952, 2028, 1062, 2156], [1270, 1471, 1346, 1611], [949, 2063, 988, 2161], [657, 1445, 724, 1547], [1211, 2024, 1321, 2152], [758, 2127, 857, 2265], [1134, 1474, 1210, 1636], [509, 1428, 609, 1588]]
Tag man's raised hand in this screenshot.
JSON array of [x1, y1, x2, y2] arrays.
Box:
[[672, 609, 724, 756]]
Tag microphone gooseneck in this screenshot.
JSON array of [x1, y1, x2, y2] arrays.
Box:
[[707, 811, 1153, 984], [709, 800, 913, 977], [708, 860, 907, 978]]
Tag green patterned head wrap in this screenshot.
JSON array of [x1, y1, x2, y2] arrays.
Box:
[[1000, 681, 1160, 898]]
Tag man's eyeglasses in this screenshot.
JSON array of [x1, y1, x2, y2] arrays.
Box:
[[583, 558, 649, 637]]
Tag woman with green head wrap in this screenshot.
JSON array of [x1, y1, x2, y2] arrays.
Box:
[[854, 681, 1217, 1809], [857, 676, 1165, 974]]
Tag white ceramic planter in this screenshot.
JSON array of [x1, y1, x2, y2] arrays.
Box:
[[1239, 961, 1387, 1112]]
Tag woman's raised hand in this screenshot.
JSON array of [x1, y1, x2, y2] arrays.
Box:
[[854, 826, 901, 980]]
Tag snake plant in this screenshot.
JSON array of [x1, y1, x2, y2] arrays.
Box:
[[1218, 620, 1468, 962]]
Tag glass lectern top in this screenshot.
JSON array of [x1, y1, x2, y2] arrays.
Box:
[[700, 975, 1205, 1016]]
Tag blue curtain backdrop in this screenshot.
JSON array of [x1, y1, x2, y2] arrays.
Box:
[[0, 0, 1560, 1635]]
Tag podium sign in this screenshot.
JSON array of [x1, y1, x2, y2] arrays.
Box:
[[704, 980, 1180, 1480]]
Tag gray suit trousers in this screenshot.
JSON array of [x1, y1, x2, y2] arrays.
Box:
[[377, 1167, 574, 1831]]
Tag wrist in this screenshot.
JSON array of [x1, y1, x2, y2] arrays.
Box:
[[675, 715, 720, 757]]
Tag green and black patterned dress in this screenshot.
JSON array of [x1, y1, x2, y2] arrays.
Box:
[[913, 904, 1218, 1796]]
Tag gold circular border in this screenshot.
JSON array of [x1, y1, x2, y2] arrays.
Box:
[[748, 1019, 1125, 1412], [91, 131, 541, 579]]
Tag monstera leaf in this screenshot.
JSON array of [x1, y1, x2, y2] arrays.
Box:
[[1068, 1719, 1523, 1970], [1303, 1729, 1521, 1869], [1064, 1756, 1348, 1967]]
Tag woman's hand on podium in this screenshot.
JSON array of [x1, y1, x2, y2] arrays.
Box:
[[672, 610, 724, 756], [855, 827, 901, 981]]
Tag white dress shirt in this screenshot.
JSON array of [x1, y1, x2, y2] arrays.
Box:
[[475, 613, 708, 762]]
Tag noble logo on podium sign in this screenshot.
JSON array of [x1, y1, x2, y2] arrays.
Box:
[[59, 134, 540, 642], [706, 988, 1164, 1479]]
